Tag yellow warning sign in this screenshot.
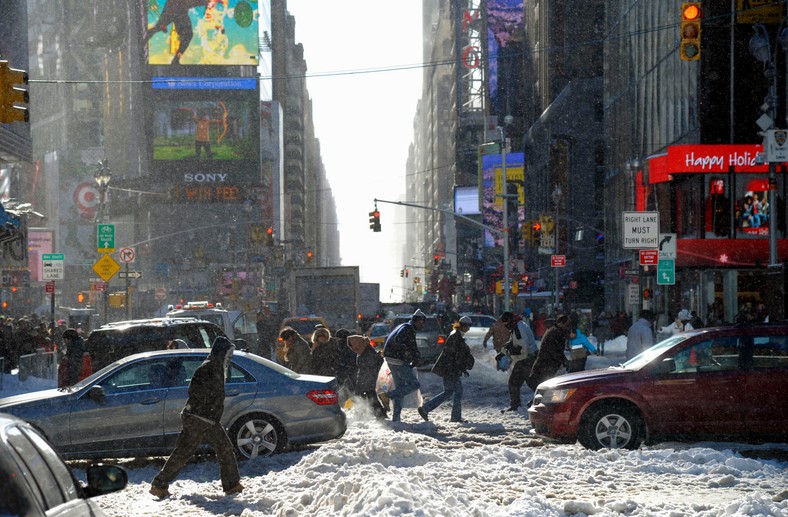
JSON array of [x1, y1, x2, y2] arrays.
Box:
[[93, 253, 120, 282]]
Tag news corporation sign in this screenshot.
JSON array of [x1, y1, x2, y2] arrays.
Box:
[[622, 212, 659, 249]]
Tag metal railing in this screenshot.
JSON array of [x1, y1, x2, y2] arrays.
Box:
[[17, 350, 58, 382]]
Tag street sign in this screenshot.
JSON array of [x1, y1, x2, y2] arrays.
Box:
[[42, 253, 65, 280], [45, 281, 55, 293], [639, 249, 659, 266], [657, 259, 675, 285], [622, 211, 659, 249], [551, 255, 566, 267], [118, 247, 136, 263], [92, 253, 120, 282], [658, 233, 677, 259], [97, 224, 115, 253], [118, 270, 143, 279], [766, 129, 788, 162], [628, 284, 640, 305]]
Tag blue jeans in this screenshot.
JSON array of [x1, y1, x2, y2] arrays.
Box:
[[387, 362, 420, 422], [421, 375, 463, 422]]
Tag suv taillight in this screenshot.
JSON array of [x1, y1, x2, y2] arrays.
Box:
[[437, 335, 446, 345], [307, 389, 339, 405]]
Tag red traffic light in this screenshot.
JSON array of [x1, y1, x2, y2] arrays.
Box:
[[682, 2, 700, 20], [533, 223, 541, 231], [643, 289, 652, 299], [266, 227, 273, 236]]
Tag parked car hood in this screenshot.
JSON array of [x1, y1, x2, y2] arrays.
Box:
[[0, 387, 72, 408], [538, 365, 633, 389]]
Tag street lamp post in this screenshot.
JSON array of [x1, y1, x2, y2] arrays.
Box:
[[94, 160, 112, 322]]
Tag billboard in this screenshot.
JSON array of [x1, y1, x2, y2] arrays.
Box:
[[152, 98, 257, 161], [145, 0, 259, 66], [481, 152, 525, 247]]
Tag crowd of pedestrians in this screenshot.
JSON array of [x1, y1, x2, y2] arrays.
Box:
[[0, 314, 71, 373]]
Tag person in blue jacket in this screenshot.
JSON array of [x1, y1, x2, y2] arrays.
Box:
[[566, 315, 598, 373]]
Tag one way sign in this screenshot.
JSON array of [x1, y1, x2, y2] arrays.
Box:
[[658, 233, 676, 260]]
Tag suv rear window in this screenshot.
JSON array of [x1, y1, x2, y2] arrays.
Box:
[[392, 318, 442, 333]]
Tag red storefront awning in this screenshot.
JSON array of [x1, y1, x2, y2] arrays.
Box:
[[677, 239, 788, 267]]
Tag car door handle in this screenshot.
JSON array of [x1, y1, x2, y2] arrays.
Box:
[[226, 389, 241, 397], [141, 397, 162, 405]]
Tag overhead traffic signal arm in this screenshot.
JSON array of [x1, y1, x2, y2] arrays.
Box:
[[0, 61, 29, 123]]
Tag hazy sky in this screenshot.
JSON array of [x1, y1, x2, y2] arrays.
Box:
[[285, 1, 423, 302]]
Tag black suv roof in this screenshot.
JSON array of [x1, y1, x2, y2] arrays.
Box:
[[85, 318, 226, 371]]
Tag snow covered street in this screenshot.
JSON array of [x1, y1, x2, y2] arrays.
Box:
[[3, 338, 788, 516]]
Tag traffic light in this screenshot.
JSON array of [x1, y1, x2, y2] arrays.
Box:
[[532, 222, 542, 246], [77, 292, 86, 304], [369, 209, 381, 232], [433, 254, 439, 266], [643, 288, 652, 300], [306, 250, 314, 263], [265, 226, 274, 246], [400, 269, 404, 277], [680, 2, 701, 61], [0, 61, 29, 123]]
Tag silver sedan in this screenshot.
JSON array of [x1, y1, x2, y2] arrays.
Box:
[[0, 349, 347, 461]]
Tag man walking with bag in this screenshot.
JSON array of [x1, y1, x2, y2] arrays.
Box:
[[499, 312, 538, 413], [383, 309, 426, 422]]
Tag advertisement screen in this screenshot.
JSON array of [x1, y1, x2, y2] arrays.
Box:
[[146, 0, 259, 66], [152, 98, 257, 161]]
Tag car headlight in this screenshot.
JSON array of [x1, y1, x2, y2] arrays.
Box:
[[540, 388, 577, 404]]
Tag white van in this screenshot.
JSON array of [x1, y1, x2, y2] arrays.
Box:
[[165, 301, 258, 348]]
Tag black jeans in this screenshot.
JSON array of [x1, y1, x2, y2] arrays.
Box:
[[508, 355, 537, 408], [152, 412, 240, 492]]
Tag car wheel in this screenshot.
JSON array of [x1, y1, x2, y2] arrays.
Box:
[[229, 413, 286, 460], [578, 403, 643, 450]]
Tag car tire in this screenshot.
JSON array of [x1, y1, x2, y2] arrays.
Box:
[[229, 413, 287, 460], [578, 403, 644, 450]]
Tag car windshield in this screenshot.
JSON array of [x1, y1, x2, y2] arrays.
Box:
[[285, 320, 322, 335], [619, 334, 692, 370], [369, 325, 389, 337]]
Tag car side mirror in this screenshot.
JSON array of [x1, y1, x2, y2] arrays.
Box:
[[83, 464, 128, 497], [654, 357, 676, 375], [88, 385, 106, 404]]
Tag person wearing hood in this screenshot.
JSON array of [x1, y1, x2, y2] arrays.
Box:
[[660, 309, 695, 336], [418, 316, 475, 423], [279, 326, 311, 373], [150, 336, 243, 498]]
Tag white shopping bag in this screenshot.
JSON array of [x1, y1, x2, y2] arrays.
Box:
[[375, 359, 394, 394], [375, 360, 423, 408]]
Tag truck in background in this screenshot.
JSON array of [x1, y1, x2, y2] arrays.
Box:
[[164, 301, 258, 350], [288, 266, 360, 331], [358, 282, 381, 332]]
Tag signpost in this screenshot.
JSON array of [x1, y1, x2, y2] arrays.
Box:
[[97, 224, 115, 253], [657, 259, 675, 285], [639, 249, 659, 266], [41, 253, 64, 280], [42, 253, 64, 328], [622, 212, 659, 249]]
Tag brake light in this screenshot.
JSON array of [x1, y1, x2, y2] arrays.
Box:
[[437, 335, 446, 345], [307, 389, 339, 405]]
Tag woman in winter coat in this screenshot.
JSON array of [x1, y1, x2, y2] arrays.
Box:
[[418, 316, 474, 423], [279, 326, 311, 373]]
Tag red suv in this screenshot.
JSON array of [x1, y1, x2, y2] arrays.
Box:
[[528, 324, 788, 449]]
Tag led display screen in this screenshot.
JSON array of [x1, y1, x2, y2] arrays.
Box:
[[152, 98, 257, 161], [146, 0, 259, 66]]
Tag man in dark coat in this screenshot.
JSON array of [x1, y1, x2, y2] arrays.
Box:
[[150, 336, 243, 498], [61, 328, 86, 387], [348, 334, 386, 418], [383, 309, 426, 422], [527, 315, 571, 391]]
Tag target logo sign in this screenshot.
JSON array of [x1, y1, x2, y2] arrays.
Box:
[[74, 181, 100, 218]]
